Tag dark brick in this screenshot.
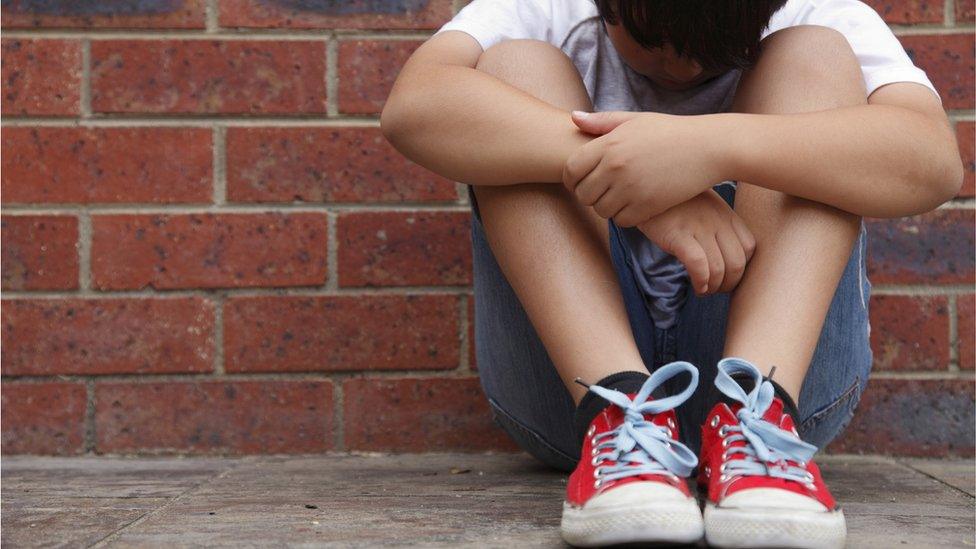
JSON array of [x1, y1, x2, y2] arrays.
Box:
[[958, 0, 976, 23], [1, 39, 81, 115], [91, 213, 328, 290], [343, 377, 518, 452], [226, 127, 456, 203], [219, 0, 453, 30], [1, 298, 214, 375], [869, 295, 949, 371], [1, 127, 212, 204], [866, 209, 975, 284], [1, 382, 86, 455], [863, 0, 943, 23], [899, 34, 975, 110], [2, 215, 79, 291], [829, 378, 975, 457], [959, 294, 974, 370], [958, 121, 974, 198], [95, 381, 333, 453], [91, 40, 326, 114], [338, 40, 421, 115], [338, 211, 472, 287], [224, 294, 461, 372], [1, 0, 206, 29]]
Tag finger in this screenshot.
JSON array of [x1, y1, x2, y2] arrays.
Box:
[[592, 186, 628, 220], [573, 159, 612, 206], [696, 234, 725, 296], [730, 213, 757, 261], [562, 138, 606, 192], [669, 234, 709, 295], [716, 228, 747, 293], [571, 110, 641, 135], [613, 202, 653, 228]]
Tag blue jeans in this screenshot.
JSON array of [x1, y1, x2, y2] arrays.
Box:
[[469, 185, 873, 472]]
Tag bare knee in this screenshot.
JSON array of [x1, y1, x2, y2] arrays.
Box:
[[476, 39, 592, 111], [736, 25, 865, 113]]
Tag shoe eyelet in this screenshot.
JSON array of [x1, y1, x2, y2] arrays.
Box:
[[709, 415, 720, 428], [667, 417, 676, 429], [805, 483, 818, 491], [665, 427, 673, 438], [593, 479, 603, 490], [590, 455, 600, 467], [718, 425, 729, 437], [703, 466, 711, 477], [719, 463, 728, 474], [593, 467, 603, 479], [722, 438, 731, 448], [721, 450, 729, 461], [587, 425, 596, 437], [591, 446, 599, 457], [719, 474, 730, 483]]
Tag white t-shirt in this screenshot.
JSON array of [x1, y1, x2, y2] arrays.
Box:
[[438, 0, 937, 329], [438, 0, 936, 98]]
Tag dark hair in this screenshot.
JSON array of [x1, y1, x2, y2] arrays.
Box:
[[594, 0, 789, 70]]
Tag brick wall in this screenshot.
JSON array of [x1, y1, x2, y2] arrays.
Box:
[[1, 0, 973, 457]]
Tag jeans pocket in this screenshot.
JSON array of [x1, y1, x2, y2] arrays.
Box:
[[799, 376, 863, 449]]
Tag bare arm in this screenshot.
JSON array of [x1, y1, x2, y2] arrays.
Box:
[[720, 83, 963, 217], [380, 31, 590, 186]]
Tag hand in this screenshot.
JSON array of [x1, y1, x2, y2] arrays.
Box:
[[563, 110, 727, 227], [637, 190, 756, 295]]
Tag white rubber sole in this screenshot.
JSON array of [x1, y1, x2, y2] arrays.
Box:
[[560, 498, 704, 547], [704, 502, 847, 549]]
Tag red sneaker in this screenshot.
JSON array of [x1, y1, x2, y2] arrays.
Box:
[[560, 362, 704, 547], [699, 358, 846, 549]]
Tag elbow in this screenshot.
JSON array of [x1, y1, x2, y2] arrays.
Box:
[[926, 150, 965, 208], [380, 96, 407, 150]]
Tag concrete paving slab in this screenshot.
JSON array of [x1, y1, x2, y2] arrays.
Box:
[[903, 458, 976, 497], [1, 454, 973, 548], [2, 456, 238, 548]]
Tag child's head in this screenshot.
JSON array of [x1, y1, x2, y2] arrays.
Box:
[[595, 0, 788, 90]]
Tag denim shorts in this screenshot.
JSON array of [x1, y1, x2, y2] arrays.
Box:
[[468, 184, 873, 472]]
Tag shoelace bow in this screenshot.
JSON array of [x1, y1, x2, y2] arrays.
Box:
[[714, 358, 818, 485], [586, 361, 699, 482]]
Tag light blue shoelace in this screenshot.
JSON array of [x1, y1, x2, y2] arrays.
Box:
[[714, 357, 818, 484], [586, 361, 699, 482]]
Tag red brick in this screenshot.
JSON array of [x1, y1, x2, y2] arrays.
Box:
[[829, 378, 974, 457], [863, 0, 944, 23], [899, 34, 975, 110], [219, 0, 453, 30], [2, 215, 78, 291], [958, 122, 975, 197], [343, 377, 517, 452], [91, 213, 328, 290], [866, 209, 975, 284], [869, 295, 949, 370], [1, 127, 211, 204], [2, 0, 206, 29], [224, 294, 460, 373], [2, 382, 86, 455], [95, 381, 332, 453], [958, 0, 976, 23], [91, 40, 326, 114], [1, 39, 81, 115], [2, 298, 214, 376], [959, 294, 975, 370], [338, 40, 421, 115], [226, 127, 455, 203], [338, 211, 471, 287]]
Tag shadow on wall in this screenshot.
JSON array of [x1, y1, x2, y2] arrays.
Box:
[[0, 0, 431, 16]]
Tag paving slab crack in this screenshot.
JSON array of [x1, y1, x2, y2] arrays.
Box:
[[87, 458, 258, 548], [898, 460, 976, 499]]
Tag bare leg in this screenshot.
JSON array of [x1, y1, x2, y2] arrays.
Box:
[[472, 40, 648, 403], [724, 26, 865, 401]]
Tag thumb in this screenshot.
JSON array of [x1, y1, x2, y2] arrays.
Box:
[[571, 110, 640, 135]]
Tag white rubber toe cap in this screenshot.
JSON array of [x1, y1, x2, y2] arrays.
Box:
[[585, 480, 691, 510], [720, 487, 828, 512]]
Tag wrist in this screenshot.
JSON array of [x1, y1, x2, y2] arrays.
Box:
[[703, 113, 755, 182]]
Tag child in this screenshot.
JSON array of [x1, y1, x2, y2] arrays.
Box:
[[381, 1, 963, 547]]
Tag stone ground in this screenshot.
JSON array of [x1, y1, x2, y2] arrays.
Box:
[[2, 454, 973, 548]]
